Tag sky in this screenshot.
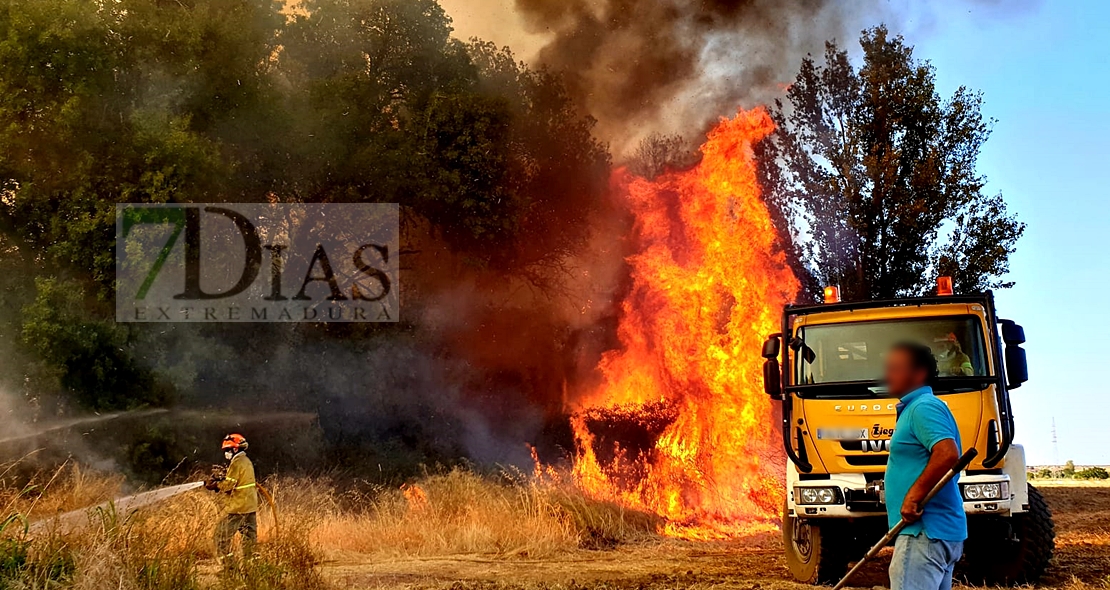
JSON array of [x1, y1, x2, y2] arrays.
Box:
[[440, 0, 1106, 465], [901, 0, 1110, 465]]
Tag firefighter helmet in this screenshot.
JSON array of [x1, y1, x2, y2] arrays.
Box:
[[221, 433, 248, 454]]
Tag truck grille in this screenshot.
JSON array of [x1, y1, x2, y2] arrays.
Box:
[[845, 455, 888, 466]]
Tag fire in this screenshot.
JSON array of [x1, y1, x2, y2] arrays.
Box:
[[402, 483, 429, 511], [571, 108, 798, 538]]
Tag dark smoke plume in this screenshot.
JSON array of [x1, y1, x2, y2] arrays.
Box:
[[513, 0, 879, 154]]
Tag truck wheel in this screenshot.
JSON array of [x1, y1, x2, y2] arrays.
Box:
[[964, 484, 1055, 585], [783, 506, 849, 584]]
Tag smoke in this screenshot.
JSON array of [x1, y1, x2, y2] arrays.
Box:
[[508, 0, 868, 154], [444, 0, 1035, 156]]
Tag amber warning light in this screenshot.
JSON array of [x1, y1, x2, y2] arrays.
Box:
[[937, 276, 954, 296], [823, 285, 840, 304]]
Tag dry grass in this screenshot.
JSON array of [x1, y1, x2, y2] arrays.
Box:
[[0, 464, 659, 589], [0, 461, 124, 520], [313, 468, 657, 559], [1029, 479, 1110, 487], [7, 464, 1104, 590], [0, 466, 332, 590]]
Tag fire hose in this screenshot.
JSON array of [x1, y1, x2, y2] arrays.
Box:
[[257, 483, 278, 534], [830, 448, 978, 590]]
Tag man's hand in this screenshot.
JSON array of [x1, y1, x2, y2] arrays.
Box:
[[205, 464, 227, 491], [902, 438, 960, 524], [900, 495, 924, 524]]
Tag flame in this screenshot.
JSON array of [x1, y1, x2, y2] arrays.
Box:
[[571, 107, 798, 538], [402, 484, 429, 511]]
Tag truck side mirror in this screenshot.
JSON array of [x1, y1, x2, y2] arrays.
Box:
[[1005, 345, 1028, 389], [762, 334, 781, 359], [999, 320, 1028, 389], [1000, 320, 1026, 345], [763, 359, 782, 398]]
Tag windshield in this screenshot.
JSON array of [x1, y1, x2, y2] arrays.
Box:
[[793, 315, 990, 386]]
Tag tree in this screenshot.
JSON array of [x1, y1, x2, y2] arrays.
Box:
[[1076, 466, 1110, 480], [0, 0, 611, 411], [759, 26, 1025, 302], [629, 133, 698, 179], [21, 278, 168, 410], [280, 4, 610, 281]]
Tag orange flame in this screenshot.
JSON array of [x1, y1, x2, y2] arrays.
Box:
[[571, 107, 798, 538], [402, 484, 429, 511]]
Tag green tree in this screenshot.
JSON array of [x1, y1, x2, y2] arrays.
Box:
[[0, 0, 273, 292], [0, 0, 611, 411], [280, 3, 609, 281], [1076, 466, 1108, 480], [759, 26, 1025, 302], [21, 278, 167, 410], [465, 41, 610, 282]]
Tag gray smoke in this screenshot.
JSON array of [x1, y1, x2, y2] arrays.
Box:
[[512, 0, 881, 154]]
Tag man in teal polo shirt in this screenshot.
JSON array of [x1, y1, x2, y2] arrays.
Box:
[[884, 342, 966, 590]]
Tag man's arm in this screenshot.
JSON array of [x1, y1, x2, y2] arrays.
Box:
[[957, 353, 974, 376], [217, 460, 241, 493], [901, 437, 959, 523]]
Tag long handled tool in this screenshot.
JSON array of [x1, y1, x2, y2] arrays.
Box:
[[831, 448, 978, 590]]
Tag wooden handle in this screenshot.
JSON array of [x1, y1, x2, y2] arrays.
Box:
[[831, 447, 978, 590]]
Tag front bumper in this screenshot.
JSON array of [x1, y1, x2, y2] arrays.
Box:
[[787, 472, 1017, 518]]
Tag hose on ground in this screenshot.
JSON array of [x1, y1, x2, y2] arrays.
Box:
[[257, 483, 278, 534]]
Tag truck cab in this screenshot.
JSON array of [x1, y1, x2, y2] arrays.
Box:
[[762, 284, 1054, 585]]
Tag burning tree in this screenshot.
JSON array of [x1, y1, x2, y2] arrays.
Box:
[[573, 109, 797, 538]]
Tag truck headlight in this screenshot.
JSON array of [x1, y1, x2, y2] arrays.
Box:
[[961, 482, 1009, 501], [795, 486, 842, 505]]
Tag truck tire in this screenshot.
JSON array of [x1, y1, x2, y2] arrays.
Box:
[[964, 484, 1055, 585], [783, 506, 850, 584]]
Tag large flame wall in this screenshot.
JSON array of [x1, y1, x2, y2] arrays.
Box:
[[572, 108, 799, 538]]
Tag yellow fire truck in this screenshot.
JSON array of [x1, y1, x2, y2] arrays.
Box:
[[761, 281, 1054, 585]]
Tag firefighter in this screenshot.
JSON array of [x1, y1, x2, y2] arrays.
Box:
[[932, 333, 974, 377], [206, 433, 258, 566]]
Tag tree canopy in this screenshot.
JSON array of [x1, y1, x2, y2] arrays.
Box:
[[0, 0, 609, 409], [758, 25, 1024, 302]]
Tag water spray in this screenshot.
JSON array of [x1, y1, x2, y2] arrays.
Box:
[[0, 409, 169, 446]]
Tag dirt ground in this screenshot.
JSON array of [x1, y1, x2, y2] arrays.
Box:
[[321, 485, 1110, 590]]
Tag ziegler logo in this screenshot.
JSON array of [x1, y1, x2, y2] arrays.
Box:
[[871, 424, 895, 439]]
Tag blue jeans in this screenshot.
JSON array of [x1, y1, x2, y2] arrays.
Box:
[[889, 533, 964, 590]]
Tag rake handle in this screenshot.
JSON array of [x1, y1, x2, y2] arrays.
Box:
[[830, 447, 978, 590]]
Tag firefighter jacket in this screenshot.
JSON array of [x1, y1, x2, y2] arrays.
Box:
[[217, 452, 259, 514]]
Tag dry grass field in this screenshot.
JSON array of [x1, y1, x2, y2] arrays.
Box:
[[324, 483, 1110, 590], [2, 465, 1107, 590]]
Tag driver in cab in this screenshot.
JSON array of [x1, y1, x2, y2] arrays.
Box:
[[932, 333, 973, 377]]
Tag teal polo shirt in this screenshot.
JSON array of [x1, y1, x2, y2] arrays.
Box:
[[885, 386, 967, 541]]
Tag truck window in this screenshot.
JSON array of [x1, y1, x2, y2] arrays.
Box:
[[794, 315, 989, 385]]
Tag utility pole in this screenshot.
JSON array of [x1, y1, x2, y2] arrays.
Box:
[[1051, 417, 1060, 466]]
